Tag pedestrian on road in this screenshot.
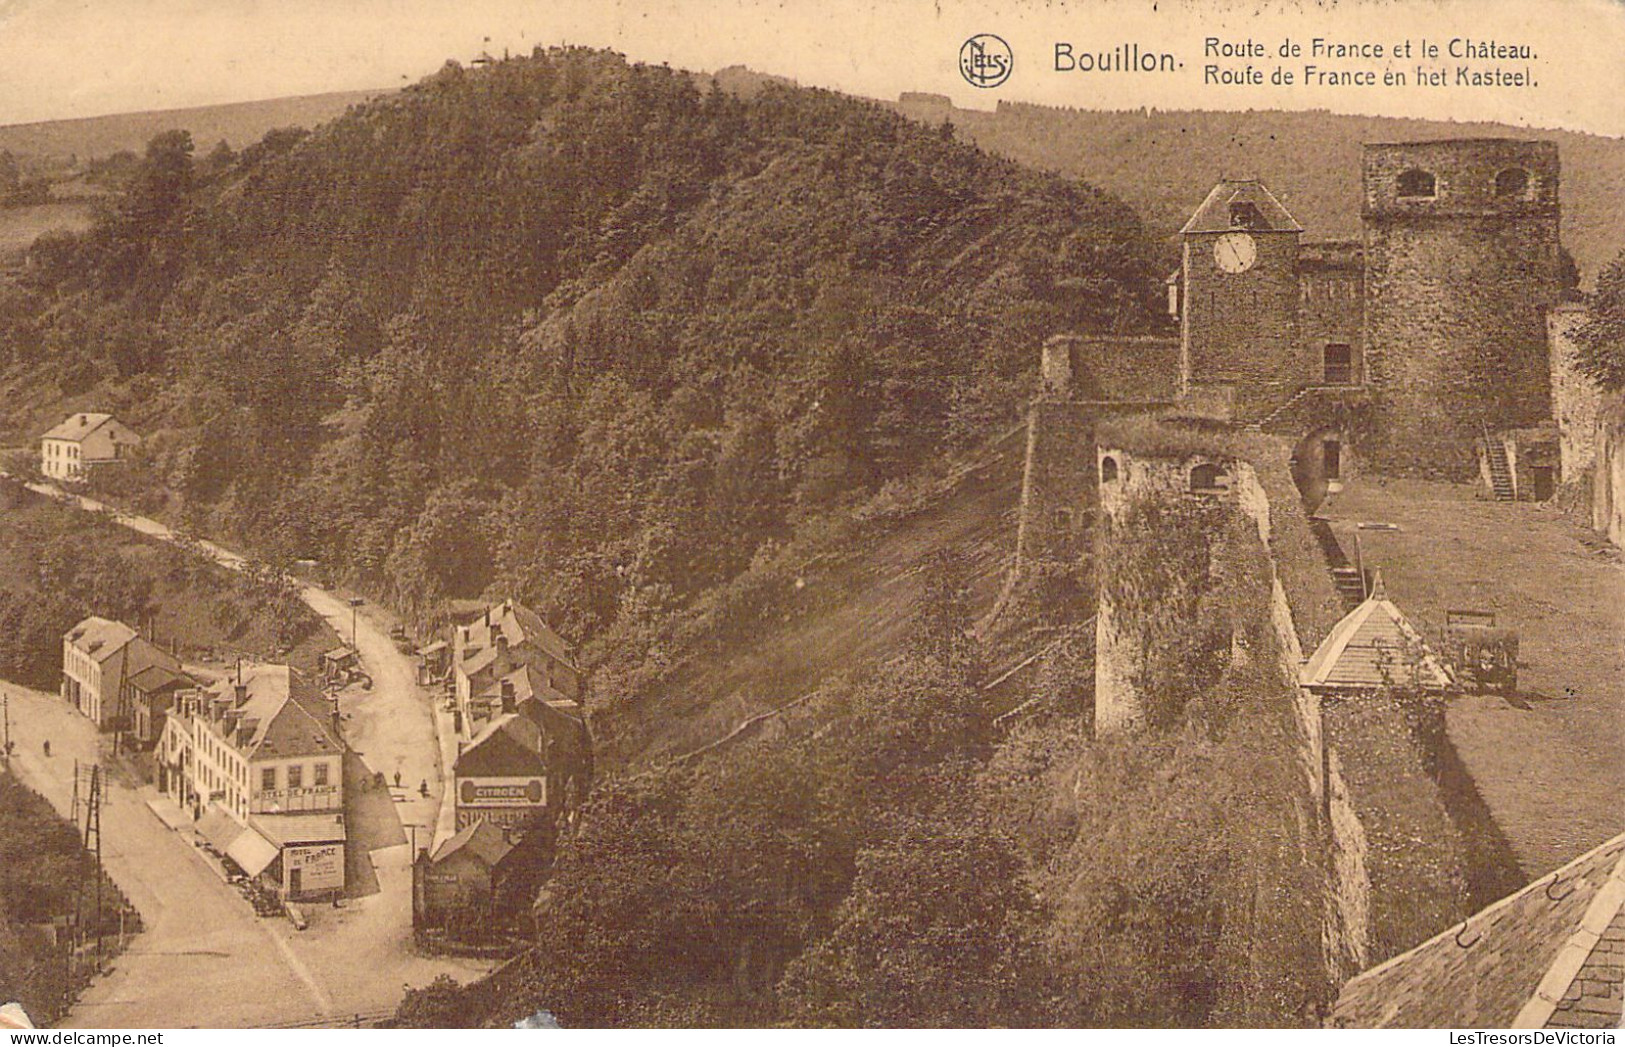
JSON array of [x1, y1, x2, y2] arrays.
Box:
[[394, 770, 402, 788], [42, 739, 49, 757], [419, 779, 429, 797]]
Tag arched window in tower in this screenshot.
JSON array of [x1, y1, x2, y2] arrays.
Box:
[[1229, 201, 1264, 229], [1396, 168, 1437, 199], [1100, 455, 1119, 483], [1189, 462, 1227, 493], [1494, 168, 1530, 199]]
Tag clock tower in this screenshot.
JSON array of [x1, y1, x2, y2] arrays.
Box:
[[1178, 179, 1303, 420]]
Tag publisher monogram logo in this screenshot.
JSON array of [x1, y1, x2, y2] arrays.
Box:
[[960, 34, 1013, 88]]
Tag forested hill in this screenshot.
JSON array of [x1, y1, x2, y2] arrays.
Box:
[[890, 98, 1625, 283], [0, 46, 1162, 648]]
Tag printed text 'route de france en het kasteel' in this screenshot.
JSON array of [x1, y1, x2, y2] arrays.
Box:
[[1051, 36, 1540, 90]]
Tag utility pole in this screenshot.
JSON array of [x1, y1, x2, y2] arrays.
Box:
[[90, 766, 104, 965], [69, 763, 105, 973], [349, 598, 363, 649], [2, 690, 10, 763]]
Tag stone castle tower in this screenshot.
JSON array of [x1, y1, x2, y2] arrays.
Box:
[[1362, 139, 1562, 477], [1178, 179, 1304, 420], [1168, 138, 1562, 485]]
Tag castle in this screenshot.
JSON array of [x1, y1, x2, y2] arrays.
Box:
[[1010, 136, 1619, 1018], [1017, 137, 1577, 568]]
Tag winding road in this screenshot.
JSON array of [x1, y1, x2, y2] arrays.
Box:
[[3, 477, 483, 1027]]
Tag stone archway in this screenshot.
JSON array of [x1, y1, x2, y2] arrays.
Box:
[[1292, 428, 1351, 510]]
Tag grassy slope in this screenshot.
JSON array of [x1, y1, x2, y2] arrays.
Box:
[[613, 425, 1031, 766], [1322, 476, 1625, 875]]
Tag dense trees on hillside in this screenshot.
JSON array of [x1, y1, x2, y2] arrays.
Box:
[[1575, 248, 1625, 389], [0, 48, 1161, 659], [0, 48, 1341, 1028], [0, 495, 326, 687]]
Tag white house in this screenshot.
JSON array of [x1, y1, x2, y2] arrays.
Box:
[[40, 412, 140, 481], [62, 616, 182, 731]]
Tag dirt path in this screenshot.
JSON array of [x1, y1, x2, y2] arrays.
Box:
[[1322, 477, 1625, 876]]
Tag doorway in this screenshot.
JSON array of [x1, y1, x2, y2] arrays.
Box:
[[1530, 466, 1554, 502], [1323, 440, 1342, 480]]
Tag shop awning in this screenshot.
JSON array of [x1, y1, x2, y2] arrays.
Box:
[[251, 812, 346, 847], [196, 806, 246, 853], [226, 825, 280, 878]]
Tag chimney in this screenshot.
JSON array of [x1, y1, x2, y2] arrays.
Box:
[[495, 632, 510, 674], [500, 678, 516, 714], [234, 682, 248, 705]]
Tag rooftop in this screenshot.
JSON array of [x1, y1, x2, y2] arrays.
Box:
[[202, 664, 342, 760], [454, 713, 548, 779], [64, 616, 137, 660], [1300, 572, 1454, 692], [430, 819, 514, 868], [1334, 831, 1625, 1028], [457, 599, 574, 671], [41, 412, 115, 443], [1180, 178, 1303, 234]]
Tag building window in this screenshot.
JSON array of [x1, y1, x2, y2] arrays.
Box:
[[1190, 463, 1226, 492], [1323, 440, 1342, 480], [1323, 343, 1353, 384], [1100, 455, 1120, 483], [1494, 168, 1530, 199], [1396, 169, 1437, 199], [287, 764, 303, 789], [314, 763, 329, 787], [1229, 201, 1264, 229], [261, 767, 276, 792]]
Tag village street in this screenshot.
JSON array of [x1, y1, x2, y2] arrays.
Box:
[[3, 479, 486, 1027], [4, 683, 328, 1027]]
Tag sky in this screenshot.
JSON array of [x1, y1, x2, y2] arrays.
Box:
[[0, 0, 1622, 137]]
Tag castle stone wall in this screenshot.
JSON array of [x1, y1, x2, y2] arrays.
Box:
[[1182, 231, 1303, 419], [1319, 693, 1471, 966], [1014, 400, 1097, 566], [1594, 400, 1625, 547], [1297, 244, 1365, 386], [1549, 303, 1601, 483]]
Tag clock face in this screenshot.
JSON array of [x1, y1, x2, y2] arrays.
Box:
[[1213, 232, 1257, 274]]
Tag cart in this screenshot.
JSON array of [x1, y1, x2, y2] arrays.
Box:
[[1443, 610, 1519, 694]]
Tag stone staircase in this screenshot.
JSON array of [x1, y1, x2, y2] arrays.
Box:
[[1244, 385, 1321, 433], [1329, 567, 1368, 609], [1483, 437, 1515, 501], [1310, 516, 1367, 610]]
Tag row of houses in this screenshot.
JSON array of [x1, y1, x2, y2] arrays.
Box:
[[60, 592, 591, 926], [60, 614, 348, 902], [415, 599, 591, 939]]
